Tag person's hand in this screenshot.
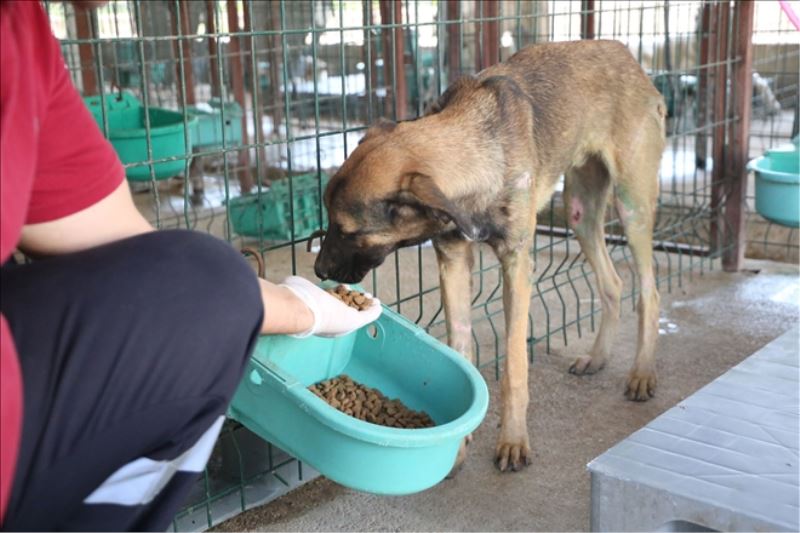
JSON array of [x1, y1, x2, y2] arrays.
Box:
[[279, 276, 382, 338]]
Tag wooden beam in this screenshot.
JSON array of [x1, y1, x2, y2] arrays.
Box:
[[267, 0, 284, 135], [474, 1, 482, 71], [206, 0, 221, 98], [379, 0, 391, 117], [446, 0, 461, 84], [170, 1, 196, 106], [243, 1, 267, 174], [367, 1, 379, 119], [722, 0, 755, 272], [581, 0, 595, 40], [479, 0, 499, 70], [710, 2, 729, 255], [226, 0, 253, 193], [378, 0, 408, 119], [695, 2, 711, 170], [74, 7, 98, 95], [393, 0, 408, 119]]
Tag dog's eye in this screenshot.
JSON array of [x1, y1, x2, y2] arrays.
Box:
[[388, 203, 417, 223], [340, 230, 364, 240]]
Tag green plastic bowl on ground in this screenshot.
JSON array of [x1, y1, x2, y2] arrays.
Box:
[[227, 306, 489, 495], [748, 141, 800, 228], [229, 173, 330, 241], [83, 93, 196, 181], [186, 99, 243, 149]]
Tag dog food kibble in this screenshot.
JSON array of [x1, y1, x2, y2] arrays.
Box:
[[309, 375, 435, 429], [325, 285, 373, 311]]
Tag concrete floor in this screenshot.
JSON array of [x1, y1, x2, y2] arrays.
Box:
[[214, 259, 799, 532]]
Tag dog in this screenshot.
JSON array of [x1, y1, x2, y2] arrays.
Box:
[[314, 40, 666, 472]]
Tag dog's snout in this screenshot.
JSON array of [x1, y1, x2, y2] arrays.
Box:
[[314, 252, 331, 281], [314, 262, 329, 281]]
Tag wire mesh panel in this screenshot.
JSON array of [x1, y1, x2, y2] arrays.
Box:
[[746, 1, 799, 263], [45, 0, 791, 529]]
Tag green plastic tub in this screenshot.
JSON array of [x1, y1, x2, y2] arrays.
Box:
[[229, 173, 330, 241], [228, 306, 489, 495], [186, 99, 243, 149], [84, 92, 196, 181], [748, 138, 800, 228]]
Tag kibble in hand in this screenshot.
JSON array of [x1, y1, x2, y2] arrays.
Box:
[[325, 285, 374, 311], [309, 374, 435, 429]]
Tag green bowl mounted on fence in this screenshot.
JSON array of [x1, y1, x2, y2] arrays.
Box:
[[748, 137, 800, 228], [83, 92, 196, 181], [227, 305, 489, 495]]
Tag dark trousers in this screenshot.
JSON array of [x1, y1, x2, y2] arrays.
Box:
[[1, 231, 263, 531]]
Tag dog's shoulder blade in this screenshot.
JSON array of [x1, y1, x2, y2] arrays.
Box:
[[478, 75, 533, 107], [426, 75, 478, 116]]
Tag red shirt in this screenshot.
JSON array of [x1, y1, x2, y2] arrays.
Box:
[[0, 1, 124, 521]]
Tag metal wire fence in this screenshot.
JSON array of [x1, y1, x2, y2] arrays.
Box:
[[746, 1, 799, 263], [45, 0, 796, 529]]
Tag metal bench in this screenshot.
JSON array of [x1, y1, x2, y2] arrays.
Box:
[[588, 325, 799, 532]]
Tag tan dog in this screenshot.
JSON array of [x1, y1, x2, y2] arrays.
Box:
[[315, 40, 666, 472]]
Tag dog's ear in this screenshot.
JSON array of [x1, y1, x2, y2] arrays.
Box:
[[397, 173, 472, 235], [358, 118, 397, 145]]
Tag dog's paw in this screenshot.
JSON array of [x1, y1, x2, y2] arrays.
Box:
[[494, 435, 531, 472], [569, 355, 606, 375], [625, 368, 657, 401], [446, 434, 472, 479]]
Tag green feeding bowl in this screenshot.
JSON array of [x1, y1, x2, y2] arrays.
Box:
[[748, 138, 800, 228], [229, 172, 330, 241], [228, 306, 489, 495], [186, 99, 243, 149], [84, 92, 196, 181]]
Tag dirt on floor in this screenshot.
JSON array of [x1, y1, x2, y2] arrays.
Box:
[[213, 258, 799, 532]]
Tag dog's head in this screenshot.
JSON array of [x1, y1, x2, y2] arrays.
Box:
[[315, 120, 471, 283]]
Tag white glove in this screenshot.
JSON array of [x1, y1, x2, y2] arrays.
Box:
[[279, 276, 382, 338]]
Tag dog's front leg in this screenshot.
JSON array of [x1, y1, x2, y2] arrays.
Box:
[[494, 243, 533, 472], [434, 237, 475, 474], [433, 238, 475, 363]]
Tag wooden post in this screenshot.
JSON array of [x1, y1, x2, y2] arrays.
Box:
[[722, 0, 755, 272], [226, 0, 253, 192], [170, 0, 196, 106], [378, 0, 408, 119], [695, 2, 711, 170], [379, 0, 390, 117], [474, 1, 482, 72], [446, 0, 461, 83], [267, 1, 284, 135], [367, 2, 379, 119], [393, 0, 408, 119], [710, 2, 729, 255], [74, 7, 98, 95], [242, 2, 267, 172], [581, 0, 595, 40], [479, 0, 499, 70], [206, 0, 221, 98]]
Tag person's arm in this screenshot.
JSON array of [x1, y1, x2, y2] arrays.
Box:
[[18, 182, 315, 336], [19, 180, 153, 256], [19, 181, 378, 337], [258, 279, 315, 335]]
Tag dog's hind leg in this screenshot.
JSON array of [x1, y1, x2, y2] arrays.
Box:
[[564, 156, 623, 376], [433, 237, 475, 474], [614, 139, 662, 401]]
